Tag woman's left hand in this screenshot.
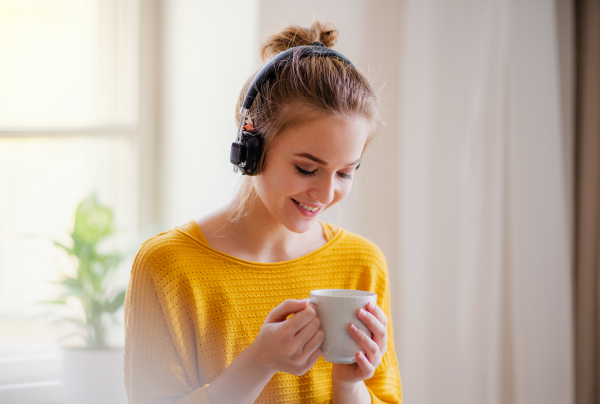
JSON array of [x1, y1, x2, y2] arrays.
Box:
[[331, 301, 388, 385]]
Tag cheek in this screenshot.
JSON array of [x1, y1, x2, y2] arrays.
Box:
[[329, 180, 353, 205], [254, 162, 297, 201], [265, 170, 298, 194], [341, 181, 353, 197]]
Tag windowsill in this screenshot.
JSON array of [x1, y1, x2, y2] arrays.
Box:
[[0, 380, 63, 404], [0, 354, 63, 404]]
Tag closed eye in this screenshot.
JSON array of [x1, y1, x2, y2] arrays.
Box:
[[295, 166, 316, 176], [294, 165, 353, 180]]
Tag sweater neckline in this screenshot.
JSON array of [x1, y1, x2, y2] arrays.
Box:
[[174, 219, 344, 268]]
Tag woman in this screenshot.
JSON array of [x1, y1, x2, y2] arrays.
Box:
[[124, 21, 402, 404]]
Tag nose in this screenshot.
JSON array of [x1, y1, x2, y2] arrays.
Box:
[[308, 173, 336, 205]]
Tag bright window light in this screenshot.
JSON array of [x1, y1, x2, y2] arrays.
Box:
[[0, 0, 137, 128], [0, 0, 140, 358]]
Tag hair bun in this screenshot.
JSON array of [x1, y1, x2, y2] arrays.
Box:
[[260, 20, 339, 62]]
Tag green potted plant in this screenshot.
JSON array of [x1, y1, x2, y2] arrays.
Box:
[[48, 193, 128, 404]]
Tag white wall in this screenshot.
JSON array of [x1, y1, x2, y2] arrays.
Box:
[[398, 1, 574, 403], [161, 0, 259, 228]]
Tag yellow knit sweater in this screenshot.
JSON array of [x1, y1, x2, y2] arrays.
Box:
[[124, 220, 402, 403]]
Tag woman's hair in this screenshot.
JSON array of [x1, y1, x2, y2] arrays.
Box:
[[228, 20, 380, 223]]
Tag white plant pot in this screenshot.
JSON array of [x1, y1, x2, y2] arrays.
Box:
[[61, 347, 128, 404]]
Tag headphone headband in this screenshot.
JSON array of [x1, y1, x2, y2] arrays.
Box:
[[242, 43, 354, 111], [231, 43, 355, 175]]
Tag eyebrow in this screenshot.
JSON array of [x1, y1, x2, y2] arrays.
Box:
[[294, 152, 361, 167]]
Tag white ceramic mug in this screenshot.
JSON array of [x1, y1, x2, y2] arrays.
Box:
[[308, 289, 377, 364]]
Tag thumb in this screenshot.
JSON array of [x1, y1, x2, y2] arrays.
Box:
[[267, 299, 308, 323]]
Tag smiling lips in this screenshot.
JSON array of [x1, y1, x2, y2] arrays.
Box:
[[291, 198, 323, 216]]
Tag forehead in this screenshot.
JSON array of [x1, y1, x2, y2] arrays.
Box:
[[272, 115, 370, 163]]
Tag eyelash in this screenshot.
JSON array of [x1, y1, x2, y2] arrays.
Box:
[[294, 165, 353, 180]]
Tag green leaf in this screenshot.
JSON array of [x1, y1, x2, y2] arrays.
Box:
[[61, 277, 83, 292], [60, 277, 87, 301], [73, 194, 114, 245], [53, 241, 74, 255]]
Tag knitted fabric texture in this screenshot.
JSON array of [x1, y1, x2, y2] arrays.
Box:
[[124, 220, 402, 403]]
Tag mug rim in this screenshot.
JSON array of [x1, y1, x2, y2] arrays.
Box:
[[309, 289, 376, 298]]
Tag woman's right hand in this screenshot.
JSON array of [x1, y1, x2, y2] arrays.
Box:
[[251, 299, 325, 376]]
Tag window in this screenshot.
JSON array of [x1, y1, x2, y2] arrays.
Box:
[[0, 0, 137, 127], [0, 0, 158, 401]]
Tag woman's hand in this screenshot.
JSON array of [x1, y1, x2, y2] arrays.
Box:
[[331, 301, 388, 385], [252, 299, 324, 377]]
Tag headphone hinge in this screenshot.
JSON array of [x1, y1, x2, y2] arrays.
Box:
[[236, 108, 249, 143]]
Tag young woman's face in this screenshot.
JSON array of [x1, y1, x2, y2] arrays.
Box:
[[253, 114, 370, 233]]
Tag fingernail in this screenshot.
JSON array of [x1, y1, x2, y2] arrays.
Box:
[[359, 308, 367, 318], [368, 302, 374, 309], [350, 323, 357, 332]]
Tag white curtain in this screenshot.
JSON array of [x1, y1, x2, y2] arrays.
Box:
[[397, 1, 574, 403]]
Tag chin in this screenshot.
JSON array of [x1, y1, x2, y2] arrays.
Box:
[[283, 217, 317, 234], [280, 207, 319, 233]]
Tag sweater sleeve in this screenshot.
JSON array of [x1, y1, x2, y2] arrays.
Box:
[[124, 246, 213, 404], [362, 248, 403, 404]]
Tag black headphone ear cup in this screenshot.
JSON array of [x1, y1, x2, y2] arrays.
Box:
[[240, 131, 264, 176]]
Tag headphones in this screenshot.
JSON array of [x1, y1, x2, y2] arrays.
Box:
[[229, 41, 354, 176]]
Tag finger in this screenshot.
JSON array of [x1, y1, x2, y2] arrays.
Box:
[[366, 302, 389, 357], [268, 299, 308, 323], [358, 307, 386, 336], [355, 351, 375, 378], [302, 329, 324, 359], [357, 307, 387, 353], [305, 344, 322, 371], [296, 314, 321, 344], [366, 301, 388, 328], [349, 323, 380, 362], [287, 304, 318, 335]]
